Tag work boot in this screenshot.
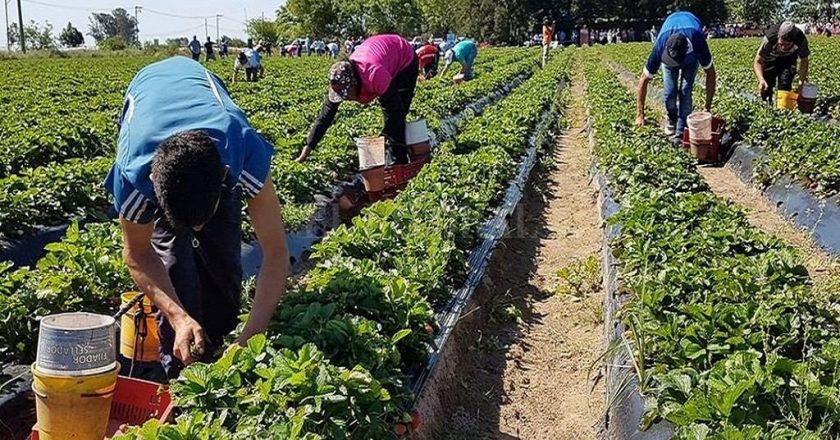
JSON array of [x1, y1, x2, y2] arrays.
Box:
[[663, 120, 676, 136]]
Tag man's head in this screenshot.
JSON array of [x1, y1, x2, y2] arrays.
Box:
[[328, 61, 358, 103], [778, 21, 798, 52], [662, 33, 689, 67], [151, 131, 225, 229], [193, 35, 197, 41]]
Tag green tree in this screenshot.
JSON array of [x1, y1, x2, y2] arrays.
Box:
[[8, 20, 56, 50], [246, 17, 282, 44], [725, 0, 782, 24], [281, 0, 339, 38], [88, 8, 138, 45], [59, 22, 84, 47], [788, 0, 836, 22]]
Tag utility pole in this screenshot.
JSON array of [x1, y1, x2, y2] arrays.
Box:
[[134, 6, 142, 45], [215, 14, 221, 42], [4, 0, 10, 51], [204, 17, 208, 39], [15, 0, 23, 52]]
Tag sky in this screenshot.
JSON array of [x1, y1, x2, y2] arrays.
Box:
[[0, 0, 283, 49]]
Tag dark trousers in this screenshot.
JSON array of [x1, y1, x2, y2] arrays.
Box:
[[379, 55, 419, 164], [761, 58, 797, 102], [152, 183, 243, 379], [191, 52, 200, 61], [245, 67, 258, 82]]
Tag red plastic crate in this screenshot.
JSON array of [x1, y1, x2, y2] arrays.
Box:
[[681, 116, 726, 163], [31, 375, 174, 439], [368, 155, 432, 202]]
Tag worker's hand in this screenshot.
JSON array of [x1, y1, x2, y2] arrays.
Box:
[[295, 147, 312, 163], [758, 79, 769, 93], [171, 314, 206, 365], [635, 114, 646, 127]]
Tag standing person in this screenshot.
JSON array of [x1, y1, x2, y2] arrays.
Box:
[[753, 21, 810, 104], [650, 25, 658, 42], [580, 25, 590, 46], [105, 56, 289, 379], [296, 34, 418, 165], [417, 40, 440, 79], [327, 40, 339, 59], [189, 36, 201, 61], [219, 38, 228, 58], [542, 17, 556, 68], [344, 38, 354, 55], [440, 39, 478, 81], [204, 37, 215, 62], [572, 28, 580, 46], [304, 36, 311, 56], [635, 11, 717, 140]]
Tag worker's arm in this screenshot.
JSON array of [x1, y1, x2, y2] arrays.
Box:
[[754, 55, 768, 93], [704, 64, 717, 112], [636, 74, 651, 126], [120, 218, 206, 364], [439, 60, 452, 78], [237, 177, 289, 344], [798, 57, 810, 87], [297, 96, 340, 162]]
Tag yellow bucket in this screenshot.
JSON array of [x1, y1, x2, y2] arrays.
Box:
[[119, 292, 160, 362], [776, 90, 799, 110], [32, 362, 119, 440]]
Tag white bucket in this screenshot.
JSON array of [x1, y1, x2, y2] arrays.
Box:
[[405, 119, 429, 145], [687, 112, 713, 142], [356, 136, 386, 171], [801, 83, 818, 99]]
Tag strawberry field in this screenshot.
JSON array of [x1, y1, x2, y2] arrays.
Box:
[[6, 36, 840, 439]]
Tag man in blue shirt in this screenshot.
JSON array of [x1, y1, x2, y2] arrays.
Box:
[[635, 11, 718, 140], [105, 56, 289, 378]]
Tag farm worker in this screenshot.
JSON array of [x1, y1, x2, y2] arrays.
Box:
[[105, 56, 289, 379], [219, 38, 228, 58], [753, 21, 810, 104], [440, 39, 478, 81], [189, 36, 201, 61], [204, 37, 215, 62], [296, 34, 418, 165], [416, 41, 440, 79], [542, 17, 556, 68], [580, 25, 590, 46], [249, 46, 264, 79], [328, 40, 340, 59], [232, 50, 260, 83], [635, 11, 717, 140]]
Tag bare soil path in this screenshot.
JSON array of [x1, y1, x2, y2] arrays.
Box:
[[414, 66, 605, 440]]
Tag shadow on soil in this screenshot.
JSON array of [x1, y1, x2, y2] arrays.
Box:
[[414, 148, 562, 440]]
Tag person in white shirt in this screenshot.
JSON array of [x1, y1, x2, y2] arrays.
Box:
[[232, 49, 262, 83]]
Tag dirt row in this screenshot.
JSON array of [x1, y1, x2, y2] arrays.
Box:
[[415, 64, 605, 439]]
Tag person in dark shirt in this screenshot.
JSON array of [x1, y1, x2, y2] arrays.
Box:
[[204, 37, 215, 61], [754, 21, 810, 103]]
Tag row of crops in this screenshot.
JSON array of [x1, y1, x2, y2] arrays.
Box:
[[599, 40, 840, 199], [0, 48, 544, 366], [109, 51, 574, 438], [584, 50, 840, 438]]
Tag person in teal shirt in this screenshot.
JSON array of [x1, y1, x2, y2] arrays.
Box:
[[441, 39, 478, 81]]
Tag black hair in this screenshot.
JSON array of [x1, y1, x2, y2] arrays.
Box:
[[151, 131, 223, 228], [238, 52, 248, 65]]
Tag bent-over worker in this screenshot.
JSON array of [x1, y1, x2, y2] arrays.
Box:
[[105, 56, 289, 380], [417, 41, 440, 80], [754, 21, 810, 103], [636, 11, 717, 140], [297, 34, 419, 165], [440, 39, 478, 81]]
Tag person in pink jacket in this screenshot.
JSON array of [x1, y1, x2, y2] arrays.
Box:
[[297, 34, 419, 164]]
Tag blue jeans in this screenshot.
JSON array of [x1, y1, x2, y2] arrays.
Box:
[[662, 61, 698, 136]]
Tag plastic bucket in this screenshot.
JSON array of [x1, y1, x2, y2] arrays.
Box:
[[777, 90, 799, 110], [361, 166, 385, 192], [405, 119, 429, 146], [798, 97, 817, 114], [31, 362, 119, 440], [37, 313, 117, 376], [801, 83, 818, 99], [356, 136, 386, 171], [119, 292, 160, 363], [687, 112, 713, 142]]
